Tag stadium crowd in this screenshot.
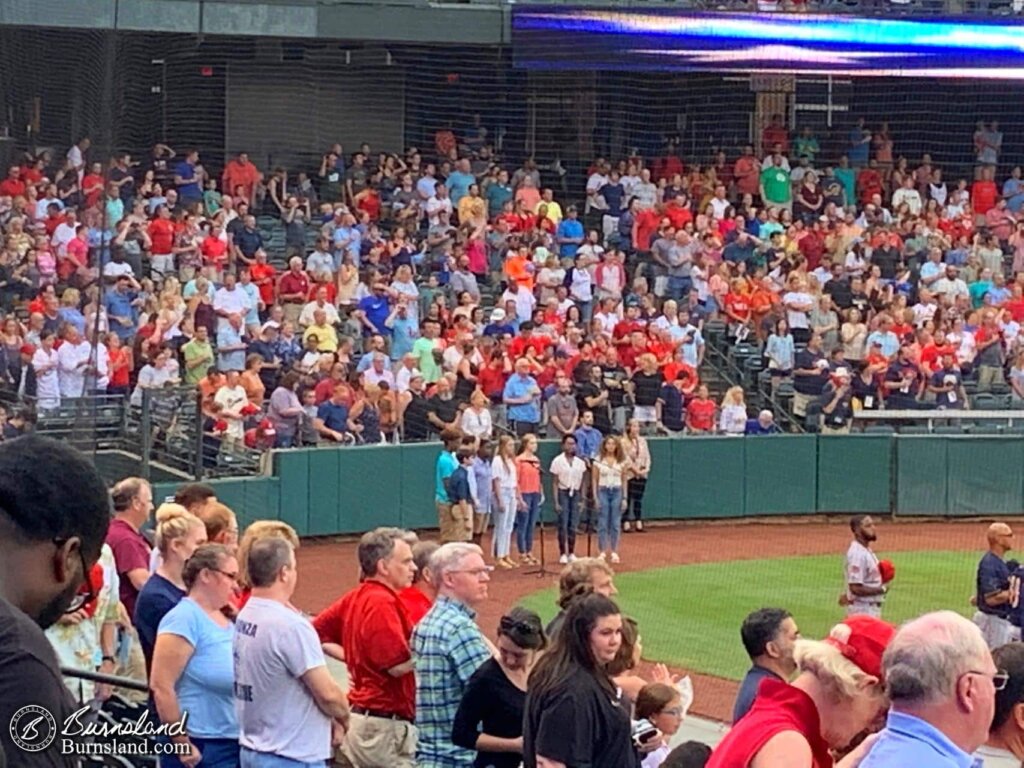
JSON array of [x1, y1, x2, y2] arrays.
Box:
[[6, 436, 1024, 768], [4, 117, 1024, 450]]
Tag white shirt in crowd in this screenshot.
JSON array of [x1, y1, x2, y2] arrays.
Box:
[[299, 301, 340, 328], [234, 597, 333, 764], [57, 339, 92, 399], [460, 408, 492, 441], [782, 291, 814, 330], [33, 347, 61, 409], [213, 384, 249, 440], [213, 286, 253, 321]]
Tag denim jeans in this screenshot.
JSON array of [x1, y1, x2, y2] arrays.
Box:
[[161, 738, 240, 768], [667, 275, 693, 301], [516, 491, 542, 554], [596, 486, 623, 553], [240, 747, 326, 768], [556, 489, 580, 556], [493, 487, 517, 558]]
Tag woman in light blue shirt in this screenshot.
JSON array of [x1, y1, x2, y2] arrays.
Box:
[[765, 318, 795, 392], [151, 543, 239, 768]]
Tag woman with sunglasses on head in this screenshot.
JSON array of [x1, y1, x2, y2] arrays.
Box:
[[151, 544, 240, 768], [452, 607, 547, 768]]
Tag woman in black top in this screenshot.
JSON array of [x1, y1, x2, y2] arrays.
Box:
[[452, 608, 546, 768], [524, 594, 645, 768]]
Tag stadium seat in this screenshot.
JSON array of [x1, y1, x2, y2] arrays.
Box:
[[966, 424, 1002, 435], [933, 425, 968, 434], [899, 425, 930, 434], [971, 393, 1000, 410], [864, 424, 895, 434]]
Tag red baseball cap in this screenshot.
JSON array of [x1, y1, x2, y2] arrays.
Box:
[[823, 615, 896, 681], [878, 559, 896, 584], [19, 344, 35, 356]]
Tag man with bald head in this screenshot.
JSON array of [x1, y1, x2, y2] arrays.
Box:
[[974, 522, 1017, 649], [860, 611, 999, 767]]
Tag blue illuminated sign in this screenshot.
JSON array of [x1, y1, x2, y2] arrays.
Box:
[[512, 8, 1024, 78]]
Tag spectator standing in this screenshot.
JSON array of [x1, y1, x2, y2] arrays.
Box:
[[452, 608, 547, 768], [623, 419, 651, 533], [732, 608, 800, 723], [313, 528, 418, 768], [859, 611, 998, 768], [134, 504, 206, 671], [974, 522, 1017, 649], [412, 543, 493, 768], [523, 594, 638, 768], [267, 372, 304, 448], [592, 435, 629, 564], [435, 430, 461, 544], [792, 333, 830, 419], [718, 386, 748, 436], [503, 358, 542, 436], [979, 643, 1024, 767], [550, 434, 587, 565], [234, 537, 350, 767], [150, 544, 240, 768], [0, 436, 112, 766], [708, 616, 894, 768]]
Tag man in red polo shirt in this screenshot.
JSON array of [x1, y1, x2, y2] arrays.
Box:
[[0, 166, 26, 199], [314, 528, 418, 767]]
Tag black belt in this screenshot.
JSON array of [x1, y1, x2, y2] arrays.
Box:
[[351, 705, 413, 724]]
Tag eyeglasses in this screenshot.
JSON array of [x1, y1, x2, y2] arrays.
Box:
[[450, 567, 494, 578], [57, 538, 95, 614], [660, 707, 684, 717], [210, 568, 239, 581], [966, 670, 1010, 691]]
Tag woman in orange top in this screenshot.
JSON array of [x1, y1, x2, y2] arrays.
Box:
[[503, 246, 536, 293], [514, 433, 544, 565]]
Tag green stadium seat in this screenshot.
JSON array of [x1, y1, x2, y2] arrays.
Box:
[[966, 424, 1002, 435], [898, 425, 930, 434], [864, 425, 895, 434], [972, 393, 1001, 410], [933, 425, 967, 435]]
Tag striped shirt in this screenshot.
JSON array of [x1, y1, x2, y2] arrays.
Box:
[[412, 595, 491, 767]]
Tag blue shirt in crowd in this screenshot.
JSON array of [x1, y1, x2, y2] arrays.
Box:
[[435, 450, 458, 504], [977, 551, 1011, 619], [503, 374, 541, 425], [316, 401, 349, 434], [574, 425, 602, 460], [556, 218, 584, 260], [860, 710, 981, 768]]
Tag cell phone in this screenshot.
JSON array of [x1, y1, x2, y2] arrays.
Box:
[[631, 718, 658, 748]]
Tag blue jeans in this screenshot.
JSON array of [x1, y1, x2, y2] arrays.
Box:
[[667, 275, 693, 301], [240, 747, 327, 768], [596, 486, 623, 553], [516, 492, 541, 554], [556, 489, 580, 556], [161, 738, 239, 768]]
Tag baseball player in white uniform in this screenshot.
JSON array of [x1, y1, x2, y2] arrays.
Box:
[[844, 515, 887, 617]]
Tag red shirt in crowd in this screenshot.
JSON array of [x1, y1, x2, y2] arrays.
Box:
[[0, 178, 26, 198], [664, 202, 693, 231], [148, 218, 175, 255], [397, 586, 433, 626], [509, 335, 551, 359], [972, 180, 998, 214], [633, 209, 661, 252], [857, 168, 883, 205], [1006, 296, 1024, 323], [706, 678, 832, 768], [312, 580, 415, 720], [477, 363, 509, 399], [278, 271, 310, 303], [201, 235, 229, 268], [686, 397, 716, 431], [250, 262, 278, 306]]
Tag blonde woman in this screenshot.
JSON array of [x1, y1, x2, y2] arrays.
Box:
[[237, 520, 299, 606], [709, 616, 894, 768], [460, 389, 493, 443], [490, 434, 519, 568], [592, 435, 628, 563], [719, 386, 748, 435], [623, 419, 651, 533], [134, 504, 207, 670]]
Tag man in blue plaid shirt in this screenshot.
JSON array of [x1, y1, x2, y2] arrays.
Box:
[[412, 542, 492, 768]]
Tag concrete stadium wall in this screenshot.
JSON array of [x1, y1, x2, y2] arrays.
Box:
[[151, 435, 1024, 536]]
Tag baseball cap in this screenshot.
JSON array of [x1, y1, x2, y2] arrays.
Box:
[[823, 615, 896, 680], [258, 418, 276, 436], [261, 321, 281, 334], [19, 343, 35, 356], [490, 308, 506, 322], [878, 559, 896, 584], [625, 296, 641, 308]]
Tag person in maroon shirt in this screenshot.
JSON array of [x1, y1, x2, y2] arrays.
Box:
[[313, 528, 418, 767], [0, 166, 26, 199], [106, 477, 154, 617], [761, 114, 789, 156], [278, 256, 311, 325]]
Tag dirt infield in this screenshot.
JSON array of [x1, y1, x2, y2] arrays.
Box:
[[293, 517, 1018, 722]]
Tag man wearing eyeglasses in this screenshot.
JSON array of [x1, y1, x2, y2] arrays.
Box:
[[411, 542, 492, 768], [0, 435, 113, 766], [974, 522, 1017, 650], [859, 610, 1001, 768]]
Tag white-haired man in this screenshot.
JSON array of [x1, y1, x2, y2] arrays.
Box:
[[412, 542, 491, 768], [860, 610, 1001, 768]]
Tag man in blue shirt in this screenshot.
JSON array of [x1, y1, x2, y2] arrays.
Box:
[[445, 159, 475, 209], [573, 410, 602, 461], [173, 149, 203, 204], [314, 384, 350, 443], [745, 410, 782, 435], [555, 206, 585, 260], [733, 608, 799, 723], [356, 284, 392, 338], [105, 276, 139, 341], [484, 170, 512, 216], [861, 611, 998, 768], [974, 522, 1016, 649], [445, 448, 475, 544], [216, 314, 248, 372], [502, 358, 541, 436]]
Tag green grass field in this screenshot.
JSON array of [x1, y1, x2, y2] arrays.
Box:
[[519, 550, 981, 681]]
